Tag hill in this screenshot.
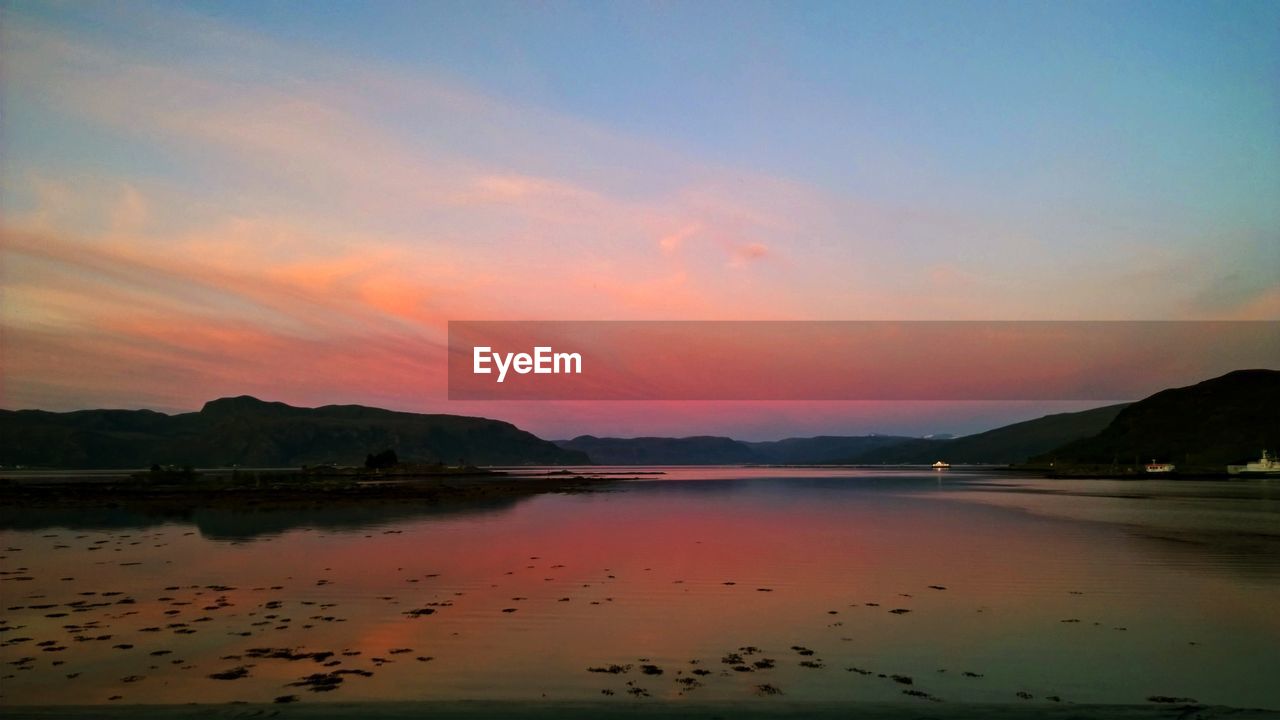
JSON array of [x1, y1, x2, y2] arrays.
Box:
[[554, 434, 911, 465], [0, 396, 588, 468], [744, 435, 916, 464], [552, 435, 756, 465], [1032, 369, 1280, 469], [554, 404, 1135, 467], [848, 403, 1130, 465]]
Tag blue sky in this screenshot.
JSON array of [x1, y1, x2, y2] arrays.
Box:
[[169, 0, 1279, 209]]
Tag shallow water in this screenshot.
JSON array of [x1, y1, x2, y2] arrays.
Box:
[[2, 469, 1279, 708]]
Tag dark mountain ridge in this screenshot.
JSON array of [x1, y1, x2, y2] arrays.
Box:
[[1032, 369, 1279, 469], [553, 435, 756, 465], [847, 403, 1130, 465], [5, 369, 1273, 472], [553, 434, 913, 466], [557, 370, 1278, 469], [745, 435, 918, 464], [554, 405, 1131, 466], [0, 396, 588, 468]]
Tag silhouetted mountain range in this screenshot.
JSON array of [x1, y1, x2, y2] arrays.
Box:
[[1031, 369, 1279, 468], [553, 434, 913, 465], [0, 396, 587, 468], [747, 436, 918, 463], [844, 403, 1129, 465], [552, 435, 755, 465], [3, 369, 1274, 471], [553, 404, 1124, 466], [555, 371, 1277, 468]]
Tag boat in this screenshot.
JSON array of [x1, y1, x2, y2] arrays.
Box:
[[1227, 450, 1280, 476], [1144, 460, 1175, 473], [932, 461, 950, 470]]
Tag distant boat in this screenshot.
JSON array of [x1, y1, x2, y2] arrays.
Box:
[[1144, 460, 1175, 473], [1228, 450, 1280, 477], [932, 461, 950, 470]]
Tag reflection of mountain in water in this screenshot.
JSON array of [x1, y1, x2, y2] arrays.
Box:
[[0, 494, 536, 542]]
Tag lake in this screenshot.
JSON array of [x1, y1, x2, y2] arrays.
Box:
[[2, 468, 1279, 710]]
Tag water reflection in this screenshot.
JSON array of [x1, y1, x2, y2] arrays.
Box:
[[0, 494, 540, 542], [1, 470, 1278, 709], [920, 477, 1280, 578]]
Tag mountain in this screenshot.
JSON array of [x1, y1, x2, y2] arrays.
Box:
[[847, 403, 1130, 465], [1032, 369, 1280, 469], [7, 369, 1272, 471], [553, 434, 911, 465], [553, 436, 756, 465], [554, 404, 1135, 466], [743, 435, 916, 464], [0, 396, 588, 468]]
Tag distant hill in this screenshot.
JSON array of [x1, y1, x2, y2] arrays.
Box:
[[553, 435, 755, 465], [8, 369, 1272, 471], [1032, 369, 1280, 469], [554, 434, 911, 465], [847, 403, 1130, 465], [0, 396, 588, 468], [743, 435, 916, 464], [554, 405, 1135, 466]]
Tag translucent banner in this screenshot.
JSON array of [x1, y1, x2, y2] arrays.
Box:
[[448, 321, 1279, 400]]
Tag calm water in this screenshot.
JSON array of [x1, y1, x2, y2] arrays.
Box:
[[2, 469, 1279, 708]]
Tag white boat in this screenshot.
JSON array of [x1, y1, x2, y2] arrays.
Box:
[[932, 461, 950, 470], [1228, 450, 1280, 476], [1144, 461, 1175, 473]]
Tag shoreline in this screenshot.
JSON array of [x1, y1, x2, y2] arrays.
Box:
[[0, 463, 1267, 518], [0, 471, 619, 512], [759, 463, 1256, 479], [3, 700, 1277, 720]]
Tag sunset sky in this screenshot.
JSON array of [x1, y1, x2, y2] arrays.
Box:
[[2, 1, 1277, 439]]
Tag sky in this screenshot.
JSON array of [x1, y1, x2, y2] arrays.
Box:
[[1, 0, 1277, 440]]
